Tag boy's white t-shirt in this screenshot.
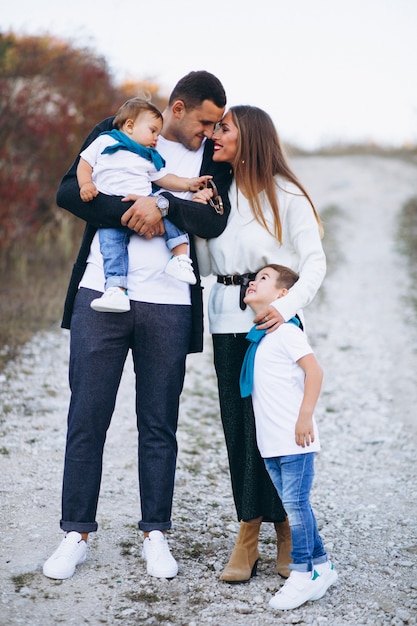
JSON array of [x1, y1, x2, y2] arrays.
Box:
[[79, 134, 205, 304], [251, 322, 321, 458], [79, 134, 169, 196]]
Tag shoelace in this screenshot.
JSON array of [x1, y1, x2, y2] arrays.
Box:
[[147, 538, 172, 559], [54, 538, 83, 558]]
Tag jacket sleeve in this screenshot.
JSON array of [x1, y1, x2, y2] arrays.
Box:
[[272, 195, 326, 321], [56, 117, 135, 229], [57, 126, 233, 238]]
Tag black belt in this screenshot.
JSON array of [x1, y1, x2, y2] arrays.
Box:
[[217, 273, 257, 310]]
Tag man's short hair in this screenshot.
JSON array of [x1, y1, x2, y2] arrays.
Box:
[[168, 70, 226, 110]]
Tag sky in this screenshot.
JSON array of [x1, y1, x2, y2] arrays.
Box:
[[2, 0, 417, 149]]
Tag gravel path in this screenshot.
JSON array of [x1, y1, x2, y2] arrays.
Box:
[[1, 155, 417, 626]]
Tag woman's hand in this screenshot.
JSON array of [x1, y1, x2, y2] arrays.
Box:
[[254, 306, 285, 333], [191, 187, 212, 205]]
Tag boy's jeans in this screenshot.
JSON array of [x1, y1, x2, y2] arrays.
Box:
[[264, 453, 327, 572], [99, 227, 131, 290], [163, 218, 189, 252]]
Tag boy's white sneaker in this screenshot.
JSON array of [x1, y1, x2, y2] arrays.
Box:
[[142, 530, 178, 579], [310, 561, 338, 600], [268, 570, 320, 611], [90, 287, 130, 312], [43, 532, 87, 580], [165, 255, 197, 285]]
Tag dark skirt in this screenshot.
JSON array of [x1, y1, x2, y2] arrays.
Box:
[[212, 333, 287, 522]]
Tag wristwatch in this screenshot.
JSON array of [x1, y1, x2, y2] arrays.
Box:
[[156, 195, 169, 217]]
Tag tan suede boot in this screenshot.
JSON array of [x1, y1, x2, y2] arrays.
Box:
[[220, 521, 261, 583], [274, 518, 293, 578]]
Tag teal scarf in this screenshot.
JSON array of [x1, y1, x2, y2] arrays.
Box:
[[239, 317, 301, 398], [100, 129, 166, 171]]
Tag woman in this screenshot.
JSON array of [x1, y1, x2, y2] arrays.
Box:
[[194, 106, 326, 583]]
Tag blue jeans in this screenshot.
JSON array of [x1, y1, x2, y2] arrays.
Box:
[[99, 220, 189, 289], [61, 287, 192, 533], [163, 218, 189, 252], [264, 453, 327, 572]]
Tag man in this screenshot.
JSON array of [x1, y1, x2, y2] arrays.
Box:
[[43, 71, 232, 580]]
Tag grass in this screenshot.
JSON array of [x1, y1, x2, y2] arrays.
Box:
[[0, 215, 83, 371], [397, 196, 417, 316], [11, 572, 37, 593], [123, 590, 160, 603]]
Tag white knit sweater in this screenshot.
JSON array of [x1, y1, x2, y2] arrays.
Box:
[[196, 178, 326, 334]]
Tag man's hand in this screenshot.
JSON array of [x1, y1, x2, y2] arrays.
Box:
[[121, 195, 164, 236]]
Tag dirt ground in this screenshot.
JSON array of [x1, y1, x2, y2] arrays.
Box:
[[1, 155, 417, 625]]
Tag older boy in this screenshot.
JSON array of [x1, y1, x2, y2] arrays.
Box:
[[241, 264, 337, 611]]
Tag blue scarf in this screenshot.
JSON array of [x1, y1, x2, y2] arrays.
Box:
[[239, 317, 301, 398], [100, 129, 166, 171]]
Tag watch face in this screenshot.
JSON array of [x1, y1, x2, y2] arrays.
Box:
[[157, 196, 169, 209]]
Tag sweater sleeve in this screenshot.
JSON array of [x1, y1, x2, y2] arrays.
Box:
[[271, 195, 326, 321]]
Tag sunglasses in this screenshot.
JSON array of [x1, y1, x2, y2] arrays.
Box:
[[207, 179, 224, 215]]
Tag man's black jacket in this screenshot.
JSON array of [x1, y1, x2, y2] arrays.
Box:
[[56, 117, 233, 353]]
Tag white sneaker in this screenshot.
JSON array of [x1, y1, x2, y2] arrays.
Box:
[[43, 532, 87, 580], [90, 287, 130, 312], [268, 570, 320, 610], [165, 255, 197, 285], [142, 530, 178, 579], [310, 561, 338, 600]]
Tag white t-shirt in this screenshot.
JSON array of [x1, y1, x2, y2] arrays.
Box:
[[79, 135, 205, 304], [79, 134, 169, 196], [251, 322, 321, 458]]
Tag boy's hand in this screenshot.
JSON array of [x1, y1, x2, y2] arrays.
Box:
[[189, 175, 213, 192], [295, 414, 315, 448], [80, 183, 99, 202]]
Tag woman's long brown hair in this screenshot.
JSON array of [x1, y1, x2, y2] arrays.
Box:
[[230, 105, 323, 243]]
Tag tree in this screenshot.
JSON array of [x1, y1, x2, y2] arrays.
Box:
[[0, 32, 166, 247]]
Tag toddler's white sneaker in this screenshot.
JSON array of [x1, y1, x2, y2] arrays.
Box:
[[90, 287, 130, 312], [165, 255, 197, 285]]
